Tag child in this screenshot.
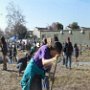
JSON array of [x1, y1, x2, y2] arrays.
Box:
[[17, 56, 28, 76], [17, 46, 36, 76], [20, 39, 62, 90]]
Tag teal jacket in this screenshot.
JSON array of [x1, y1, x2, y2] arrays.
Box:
[[21, 58, 45, 90]]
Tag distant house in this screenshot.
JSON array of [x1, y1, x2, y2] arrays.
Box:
[[33, 27, 61, 39], [33, 27, 47, 38], [33, 27, 90, 46]]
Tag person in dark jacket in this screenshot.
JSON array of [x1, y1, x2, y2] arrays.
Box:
[[17, 56, 28, 76], [17, 46, 36, 76], [64, 37, 73, 69], [13, 44, 17, 62], [62, 42, 66, 65], [1, 36, 8, 70]]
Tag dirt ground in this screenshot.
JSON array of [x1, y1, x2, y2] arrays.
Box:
[[0, 63, 90, 90], [53, 64, 90, 90], [0, 64, 21, 90], [0, 50, 90, 90]]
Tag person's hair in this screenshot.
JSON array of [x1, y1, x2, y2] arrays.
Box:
[[54, 36, 59, 42], [42, 38, 47, 45], [67, 37, 70, 42], [1, 36, 6, 44], [74, 43, 77, 48], [51, 41, 62, 54]]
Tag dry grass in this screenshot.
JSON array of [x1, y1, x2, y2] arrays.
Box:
[[0, 64, 21, 90], [79, 50, 90, 62], [0, 50, 90, 90], [0, 63, 90, 90], [53, 66, 90, 90]]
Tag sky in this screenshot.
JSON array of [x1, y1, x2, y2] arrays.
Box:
[[0, 0, 90, 30]]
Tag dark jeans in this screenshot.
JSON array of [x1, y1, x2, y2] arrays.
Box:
[[65, 55, 72, 68], [42, 76, 50, 90], [63, 56, 66, 65], [17, 63, 26, 73], [30, 75, 42, 90]]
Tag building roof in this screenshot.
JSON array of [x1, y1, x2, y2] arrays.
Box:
[[35, 27, 48, 30], [35, 27, 61, 32], [81, 27, 90, 30]]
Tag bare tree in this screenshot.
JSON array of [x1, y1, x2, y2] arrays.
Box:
[[0, 28, 4, 37], [4, 27, 14, 38], [14, 23, 27, 39], [6, 2, 27, 39]]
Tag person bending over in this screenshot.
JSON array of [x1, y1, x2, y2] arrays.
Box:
[[20, 39, 62, 90]]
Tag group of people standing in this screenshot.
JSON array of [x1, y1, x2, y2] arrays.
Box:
[[0, 36, 17, 70]]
